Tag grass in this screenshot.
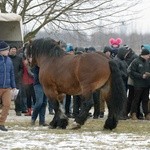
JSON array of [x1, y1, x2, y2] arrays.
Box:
[[2, 105, 150, 149], [7, 103, 150, 135], [5, 118, 150, 135]]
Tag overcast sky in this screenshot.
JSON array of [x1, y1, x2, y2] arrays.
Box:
[[112, 0, 150, 34], [132, 0, 150, 33]]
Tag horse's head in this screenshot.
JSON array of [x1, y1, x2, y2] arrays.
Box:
[[24, 40, 37, 67], [24, 38, 66, 67]]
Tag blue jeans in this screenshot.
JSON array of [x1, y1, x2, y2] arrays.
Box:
[[32, 84, 47, 124]]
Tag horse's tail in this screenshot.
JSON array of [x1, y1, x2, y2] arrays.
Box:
[[104, 59, 127, 130]]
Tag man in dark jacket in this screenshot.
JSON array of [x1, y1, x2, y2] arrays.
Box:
[[0, 41, 16, 131], [129, 48, 150, 120], [114, 47, 129, 86], [9, 46, 24, 116], [114, 47, 129, 119], [124, 48, 139, 118]]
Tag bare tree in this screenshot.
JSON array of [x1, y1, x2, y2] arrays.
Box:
[[0, 0, 141, 42]]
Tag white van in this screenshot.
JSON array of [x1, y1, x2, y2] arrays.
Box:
[[0, 13, 23, 48]]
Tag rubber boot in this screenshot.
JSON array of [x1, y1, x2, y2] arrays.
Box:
[[25, 108, 32, 116]]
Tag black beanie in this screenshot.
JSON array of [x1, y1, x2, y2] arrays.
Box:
[[0, 41, 10, 51], [141, 49, 150, 55], [103, 46, 112, 53]]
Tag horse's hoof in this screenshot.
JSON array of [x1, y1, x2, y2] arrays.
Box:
[[71, 122, 81, 130], [48, 125, 56, 129]]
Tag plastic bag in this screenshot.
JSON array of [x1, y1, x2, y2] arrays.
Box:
[[11, 89, 19, 101]]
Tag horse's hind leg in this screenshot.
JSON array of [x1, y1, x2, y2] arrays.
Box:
[[49, 100, 68, 129], [72, 93, 94, 129], [104, 101, 118, 130], [100, 80, 118, 130]]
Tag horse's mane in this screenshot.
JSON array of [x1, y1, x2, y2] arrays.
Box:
[[29, 38, 65, 58]]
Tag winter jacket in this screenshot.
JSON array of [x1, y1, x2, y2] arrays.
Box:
[[0, 55, 16, 88], [111, 47, 119, 58], [129, 56, 150, 87], [114, 48, 128, 81], [22, 61, 34, 85], [9, 55, 23, 87]]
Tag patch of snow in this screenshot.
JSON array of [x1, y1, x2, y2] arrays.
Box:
[[0, 129, 150, 150], [0, 109, 149, 150]]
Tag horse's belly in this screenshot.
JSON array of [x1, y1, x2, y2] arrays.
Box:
[[58, 85, 82, 95]]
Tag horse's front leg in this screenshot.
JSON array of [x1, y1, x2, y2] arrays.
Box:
[[49, 100, 59, 129], [72, 94, 94, 129], [49, 100, 68, 129]]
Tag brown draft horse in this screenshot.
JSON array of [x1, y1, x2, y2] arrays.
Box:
[[26, 38, 127, 130]]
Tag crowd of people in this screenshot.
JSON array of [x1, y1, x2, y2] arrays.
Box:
[[63, 39, 150, 121], [0, 37, 150, 132]]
